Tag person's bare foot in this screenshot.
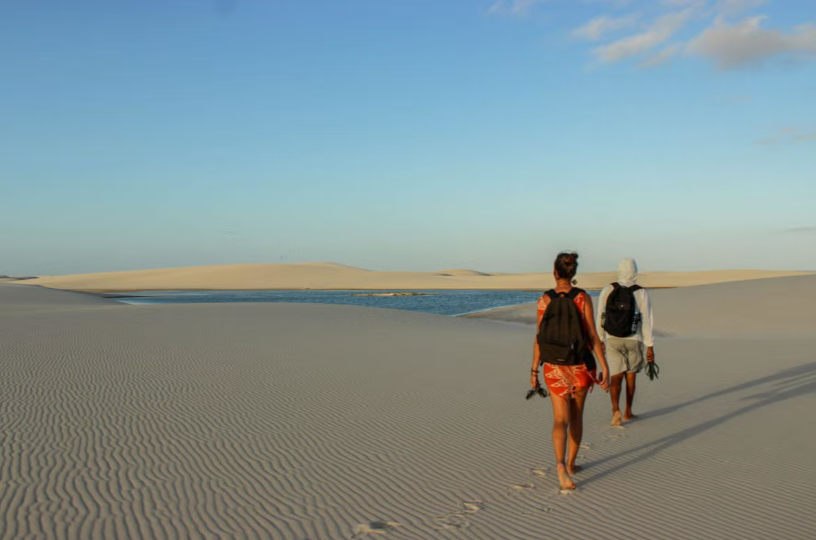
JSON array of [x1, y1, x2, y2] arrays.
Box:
[[566, 463, 582, 475], [611, 411, 623, 426], [623, 412, 638, 421], [556, 464, 576, 490]]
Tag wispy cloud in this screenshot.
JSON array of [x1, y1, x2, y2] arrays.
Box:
[[573, 14, 639, 41], [686, 16, 816, 69], [640, 43, 684, 67], [505, 0, 816, 69], [758, 127, 816, 145], [487, 0, 552, 16], [594, 9, 696, 63]]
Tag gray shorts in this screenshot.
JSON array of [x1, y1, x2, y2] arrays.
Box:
[[606, 337, 645, 376]]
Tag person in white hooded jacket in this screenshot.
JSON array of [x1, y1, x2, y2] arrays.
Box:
[[596, 258, 655, 426]]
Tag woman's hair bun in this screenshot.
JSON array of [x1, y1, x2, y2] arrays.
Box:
[[554, 251, 579, 281]]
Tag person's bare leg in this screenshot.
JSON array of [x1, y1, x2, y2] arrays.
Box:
[[566, 388, 588, 475], [623, 372, 638, 421], [550, 393, 575, 490], [610, 373, 624, 425]]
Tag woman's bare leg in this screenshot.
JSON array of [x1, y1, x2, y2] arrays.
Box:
[[623, 372, 638, 420], [550, 392, 576, 490], [610, 373, 625, 425], [567, 388, 589, 475]]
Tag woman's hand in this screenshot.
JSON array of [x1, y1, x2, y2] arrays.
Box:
[[531, 370, 540, 389], [597, 367, 609, 391]]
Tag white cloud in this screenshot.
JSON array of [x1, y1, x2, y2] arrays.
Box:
[[640, 43, 684, 67], [572, 14, 639, 41], [594, 9, 695, 62], [487, 0, 551, 16], [687, 16, 816, 69], [494, 0, 816, 70]]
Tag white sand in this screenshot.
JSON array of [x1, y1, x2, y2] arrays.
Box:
[[17, 262, 814, 291], [1, 280, 815, 539]]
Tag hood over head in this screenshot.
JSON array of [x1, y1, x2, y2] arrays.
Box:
[[617, 258, 638, 284]]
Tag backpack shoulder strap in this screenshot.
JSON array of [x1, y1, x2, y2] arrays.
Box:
[[544, 289, 558, 300], [630, 285, 642, 292], [611, 282, 621, 290], [566, 287, 585, 300]]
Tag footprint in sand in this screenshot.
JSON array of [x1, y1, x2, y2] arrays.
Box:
[[530, 467, 548, 477], [434, 517, 469, 531], [462, 501, 483, 513], [509, 482, 536, 492], [352, 521, 401, 536], [434, 500, 484, 531], [605, 431, 628, 441]]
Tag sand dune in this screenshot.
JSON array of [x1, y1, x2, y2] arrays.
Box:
[[464, 274, 816, 337], [1, 279, 815, 539], [17, 262, 813, 292], [434, 269, 493, 276], [649, 274, 816, 336]]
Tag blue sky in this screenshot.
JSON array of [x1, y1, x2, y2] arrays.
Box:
[[1, 0, 815, 275]]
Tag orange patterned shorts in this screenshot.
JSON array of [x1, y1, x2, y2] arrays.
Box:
[[543, 363, 596, 399]]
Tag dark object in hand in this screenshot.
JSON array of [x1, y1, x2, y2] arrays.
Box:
[[645, 362, 660, 381], [526, 386, 548, 400]]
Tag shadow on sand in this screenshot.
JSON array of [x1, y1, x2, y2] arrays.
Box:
[[581, 361, 816, 487]]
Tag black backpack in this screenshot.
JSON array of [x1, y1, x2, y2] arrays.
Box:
[[602, 283, 643, 338], [537, 288, 589, 366]]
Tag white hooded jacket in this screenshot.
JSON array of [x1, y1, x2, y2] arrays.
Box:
[[596, 259, 654, 347]]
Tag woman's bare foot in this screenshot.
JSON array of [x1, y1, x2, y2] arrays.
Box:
[[556, 464, 576, 490], [611, 411, 623, 426], [623, 412, 638, 421], [566, 463, 582, 475]]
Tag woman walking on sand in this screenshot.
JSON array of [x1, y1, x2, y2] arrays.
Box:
[[531, 252, 609, 490]]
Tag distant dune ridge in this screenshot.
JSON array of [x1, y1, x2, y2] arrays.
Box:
[[15, 262, 814, 292], [1, 274, 815, 538], [0, 275, 36, 283], [465, 274, 816, 336], [434, 269, 493, 277]]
